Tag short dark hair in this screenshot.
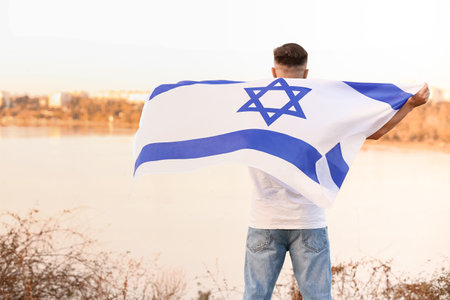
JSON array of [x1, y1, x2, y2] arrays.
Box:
[[273, 43, 308, 67]]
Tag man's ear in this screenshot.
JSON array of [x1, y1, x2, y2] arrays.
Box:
[[271, 67, 277, 78], [303, 69, 309, 79]]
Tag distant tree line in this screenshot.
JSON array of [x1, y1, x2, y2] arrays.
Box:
[[380, 101, 449, 145], [0, 96, 144, 128], [1, 96, 449, 147]]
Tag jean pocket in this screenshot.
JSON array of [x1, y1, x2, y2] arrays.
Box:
[[302, 228, 329, 253], [246, 228, 271, 253]]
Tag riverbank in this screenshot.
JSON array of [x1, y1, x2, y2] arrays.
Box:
[[2, 98, 449, 151], [1, 123, 448, 153], [363, 139, 449, 153]]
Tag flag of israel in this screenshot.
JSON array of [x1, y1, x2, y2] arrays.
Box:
[[133, 78, 421, 208]]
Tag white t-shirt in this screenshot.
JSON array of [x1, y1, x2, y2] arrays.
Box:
[[248, 167, 327, 229]]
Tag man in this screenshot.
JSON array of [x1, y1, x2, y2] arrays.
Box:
[[243, 43, 429, 300]]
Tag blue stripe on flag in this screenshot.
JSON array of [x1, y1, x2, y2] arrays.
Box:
[[134, 129, 322, 183], [325, 143, 349, 188], [149, 80, 245, 100], [343, 82, 413, 110]]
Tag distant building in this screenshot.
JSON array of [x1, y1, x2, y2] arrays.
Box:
[[91, 90, 149, 102], [91, 90, 121, 100], [0, 91, 11, 108], [49, 92, 72, 108], [127, 92, 149, 102], [442, 90, 450, 102], [38, 96, 48, 108], [431, 87, 444, 102], [90, 91, 109, 99], [430, 87, 450, 102], [91, 90, 125, 100], [70, 91, 90, 98]]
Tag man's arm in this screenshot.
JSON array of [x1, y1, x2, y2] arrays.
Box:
[[367, 84, 430, 140]]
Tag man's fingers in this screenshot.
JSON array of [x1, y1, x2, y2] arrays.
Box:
[[408, 83, 430, 107], [418, 83, 429, 95], [414, 84, 430, 99]]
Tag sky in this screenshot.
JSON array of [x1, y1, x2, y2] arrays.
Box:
[[1, 0, 449, 95]]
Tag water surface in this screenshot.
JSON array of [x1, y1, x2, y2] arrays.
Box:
[[1, 126, 449, 297]]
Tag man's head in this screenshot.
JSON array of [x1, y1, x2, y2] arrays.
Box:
[[272, 43, 308, 79]]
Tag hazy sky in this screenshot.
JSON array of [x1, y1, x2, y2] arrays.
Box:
[[1, 0, 449, 95]]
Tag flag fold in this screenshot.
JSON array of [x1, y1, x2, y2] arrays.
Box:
[[133, 78, 421, 207]]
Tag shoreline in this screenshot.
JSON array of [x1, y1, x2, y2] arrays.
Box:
[[1, 124, 448, 153], [362, 139, 449, 153]]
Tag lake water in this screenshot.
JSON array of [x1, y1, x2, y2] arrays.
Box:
[[1, 126, 449, 298]]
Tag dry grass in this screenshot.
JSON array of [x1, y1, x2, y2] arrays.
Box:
[[283, 258, 449, 300], [194, 260, 242, 300], [197, 258, 450, 300], [0, 209, 186, 300], [1, 209, 448, 299]]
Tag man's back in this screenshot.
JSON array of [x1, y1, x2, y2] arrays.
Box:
[[248, 167, 327, 229], [243, 43, 333, 300]]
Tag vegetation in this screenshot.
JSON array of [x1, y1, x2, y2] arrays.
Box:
[[380, 100, 450, 147], [197, 258, 450, 300], [0, 209, 186, 299], [0, 209, 449, 299], [0, 95, 143, 129], [1, 95, 449, 150]]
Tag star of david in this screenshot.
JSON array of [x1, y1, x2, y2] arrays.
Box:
[[237, 78, 312, 126]]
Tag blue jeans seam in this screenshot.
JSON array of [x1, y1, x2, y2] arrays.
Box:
[[247, 229, 271, 253]]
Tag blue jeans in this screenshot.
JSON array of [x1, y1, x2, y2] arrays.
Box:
[[244, 227, 332, 300]]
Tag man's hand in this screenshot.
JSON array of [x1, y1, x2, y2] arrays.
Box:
[[367, 83, 430, 140], [406, 83, 430, 108]]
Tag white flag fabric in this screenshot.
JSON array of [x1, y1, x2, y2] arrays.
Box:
[[133, 78, 421, 208]]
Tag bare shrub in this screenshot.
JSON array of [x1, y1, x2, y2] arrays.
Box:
[[0, 209, 186, 299], [390, 267, 450, 300], [150, 268, 186, 300], [322, 258, 448, 300], [195, 260, 242, 300], [196, 258, 450, 300], [330, 258, 396, 299]]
